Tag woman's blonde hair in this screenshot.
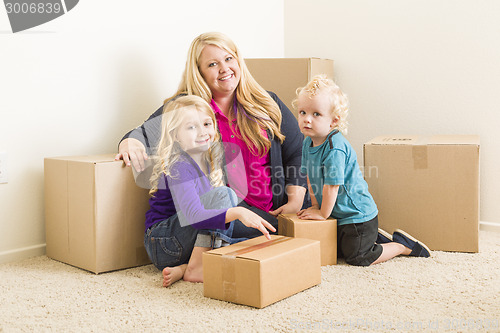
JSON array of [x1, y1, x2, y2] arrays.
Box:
[[149, 95, 224, 195], [167, 32, 284, 157], [293, 74, 349, 135]]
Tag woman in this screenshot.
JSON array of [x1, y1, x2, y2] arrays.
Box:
[[116, 33, 307, 284]]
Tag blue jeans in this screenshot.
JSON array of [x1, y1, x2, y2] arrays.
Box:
[[144, 186, 244, 271]]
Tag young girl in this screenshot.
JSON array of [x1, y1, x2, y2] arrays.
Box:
[[145, 95, 275, 286], [295, 75, 430, 266]]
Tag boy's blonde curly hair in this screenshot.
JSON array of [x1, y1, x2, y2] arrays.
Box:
[[293, 74, 349, 135]]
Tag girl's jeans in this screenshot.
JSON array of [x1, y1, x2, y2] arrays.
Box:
[[144, 186, 244, 271]]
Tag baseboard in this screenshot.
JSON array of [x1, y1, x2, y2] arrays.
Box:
[[0, 243, 46, 265], [0, 223, 498, 265], [480, 221, 500, 233]]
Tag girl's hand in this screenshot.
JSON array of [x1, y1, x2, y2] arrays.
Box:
[[115, 138, 148, 172], [227, 207, 276, 240], [297, 207, 326, 220]]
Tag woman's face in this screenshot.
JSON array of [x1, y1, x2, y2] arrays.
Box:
[[198, 44, 241, 99]]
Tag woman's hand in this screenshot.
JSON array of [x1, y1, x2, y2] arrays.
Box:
[[115, 138, 148, 172], [268, 185, 306, 216], [269, 201, 302, 216], [227, 207, 276, 240]]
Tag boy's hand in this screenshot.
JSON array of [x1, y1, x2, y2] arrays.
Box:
[[297, 207, 327, 220]]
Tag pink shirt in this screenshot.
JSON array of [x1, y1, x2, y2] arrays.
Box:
[[211, 99, 273, 212]]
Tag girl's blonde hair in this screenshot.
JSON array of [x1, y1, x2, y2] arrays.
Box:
[[167, 31, 284, 157], [149, 95, 224, 195], [293, 74, 349, 135]]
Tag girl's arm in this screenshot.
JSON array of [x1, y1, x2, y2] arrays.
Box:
[[297, 184, 339, 220], [170, 162, 275, 238], [226, 207, 276, 240]]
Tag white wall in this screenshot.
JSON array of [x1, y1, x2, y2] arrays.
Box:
[[285, 0, 500, 224], [0, 0, 285, 263]]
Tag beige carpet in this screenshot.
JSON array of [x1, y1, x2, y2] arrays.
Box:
[[1, 231, 499, 332]]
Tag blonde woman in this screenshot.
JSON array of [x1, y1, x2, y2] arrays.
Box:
[[116, 32, 307, 239], [146, 95, 275, 286]]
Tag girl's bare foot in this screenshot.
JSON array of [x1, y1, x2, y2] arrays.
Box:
[[183, 262, 204, 282], [162, 264, 186, 287], [183, 246, 210, 283]]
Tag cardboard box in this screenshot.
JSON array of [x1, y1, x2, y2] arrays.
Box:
[[245, 58, 334, 118], [203, 235, 321, 308], [363, 135, 480, 252], [44, 154, 151, 273], [278, 214, 337, 266]]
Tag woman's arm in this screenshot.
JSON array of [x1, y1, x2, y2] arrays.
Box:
[[269, 185, 306, 216], [115, 138, 149, 172], [115, 104, 164, 171], [267, 92, 307, 215], [269, 91, 307, 189]]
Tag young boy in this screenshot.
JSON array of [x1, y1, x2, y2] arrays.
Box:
[[295, 75, 430, 266]]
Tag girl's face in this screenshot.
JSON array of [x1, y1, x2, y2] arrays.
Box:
[[175, 107, 216, 154], [297, 91, 338, 146], [198, 44, 241, 99]]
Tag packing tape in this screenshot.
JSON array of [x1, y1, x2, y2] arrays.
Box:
[[279, 217, 288, 235], [221, 256, 237, 302], [223, 236, 293, 257], [220, 237, 294, 302], [412, 146, 428, 169]]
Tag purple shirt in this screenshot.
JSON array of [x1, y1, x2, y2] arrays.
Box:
[[210, 100, 273, 212], [145, 153, 227, 231]]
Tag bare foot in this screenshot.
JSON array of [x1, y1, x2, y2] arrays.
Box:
[[182, 246, 209, 283], [162, 264, 186, 287], [183, 262, 204, 283]]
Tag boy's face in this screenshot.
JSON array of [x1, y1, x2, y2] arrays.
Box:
[[176, 107, 216, 154], [297, 91, 338, 146]]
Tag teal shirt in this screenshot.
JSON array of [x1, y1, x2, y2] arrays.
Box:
[[301, 131, 378, 225]]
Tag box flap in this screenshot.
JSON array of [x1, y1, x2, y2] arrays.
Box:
[[45, 154, 117, 163], [366, 135, 480, 146], [208, 235, 318, 262]]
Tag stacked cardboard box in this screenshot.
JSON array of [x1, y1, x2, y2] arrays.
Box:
[[245, 58, 334, 118], [364, 135, 480, 252], [44, 154, 151, 273], [203, 235, 321, 308], [278, 214, 337, 266]]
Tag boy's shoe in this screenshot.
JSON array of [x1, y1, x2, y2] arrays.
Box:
[[393, 229, 431, 257], [376, 228, 393, 244]]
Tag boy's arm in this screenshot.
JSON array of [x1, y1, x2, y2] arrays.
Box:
[[298, 183, 339, 220], [319, 184, 339, 219], [307, 176, 319, 208]]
